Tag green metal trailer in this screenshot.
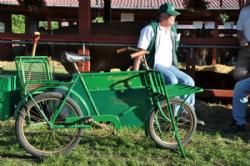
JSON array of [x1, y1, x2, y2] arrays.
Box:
[[0, 75, 20, 120], [0, 53, 203, 158]]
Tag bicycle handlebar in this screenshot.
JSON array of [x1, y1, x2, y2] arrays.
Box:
[[117, 47, 149, 59], [116, 47, 128, 54], [116, 47, 150, 70], [130, 50, 149, 59], [116, 47, 140, 54]]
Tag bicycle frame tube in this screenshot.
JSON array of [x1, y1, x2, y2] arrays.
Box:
[[50, 73, 100, 124], [176, 96, 189, 119], [20, 71, 103, 129], [26, 92, 51, 126], [146, 71, 186, 158], [50, 76, 81, 124], [159, 81, 186, 158], [78, 73, 100, 115]]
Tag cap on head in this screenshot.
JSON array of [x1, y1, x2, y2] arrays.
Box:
[[159, 2, 180, 16]]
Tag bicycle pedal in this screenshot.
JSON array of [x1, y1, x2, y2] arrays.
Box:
[[197, 119, 205, 126], [83, 117, 93, 124]]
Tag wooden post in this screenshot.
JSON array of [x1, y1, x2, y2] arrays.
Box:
[[212, 22, 219, 65], [78, 0, 91, 71], [104, 0, 111, 23], [212, 48, 217, 65], [220, 0, 223, 7], [47, 11, 52, 33], [78, 45, 91, 72], [25, 16, 29, 34], [0, 13, 11, 33], [238, 0, 242, 8], [0, 13, 12, 60], [186, 47, 195, 79], [31, 32, 40, 57], [79, 0, 91, 36], [58, 21, 61, 29]]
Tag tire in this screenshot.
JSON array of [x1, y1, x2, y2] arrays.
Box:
[[148, 98, 197, 149], [15, 92, 84, 158]]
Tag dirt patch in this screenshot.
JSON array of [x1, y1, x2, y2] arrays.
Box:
[[195, 100, 232, 131], [195, 100, 250, 133]]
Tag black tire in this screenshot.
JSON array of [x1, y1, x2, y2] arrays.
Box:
[[15, 92, 83, 158], [148, 98, 197, 149]]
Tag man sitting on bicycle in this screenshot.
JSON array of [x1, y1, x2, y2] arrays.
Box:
[[137, 2, 204, 125]]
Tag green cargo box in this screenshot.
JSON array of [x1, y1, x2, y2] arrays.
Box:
[[71, 71, 153, 127], [0, 75, 20, 120]]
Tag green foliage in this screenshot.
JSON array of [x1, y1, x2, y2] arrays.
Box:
[[50, 21, 59, 30], [92, 16, 104, 23], [11, 15, 25, 34], [11, 15, 59, 34], [1, 120, 250, 165], [219, 13, 230, 24], [38, 21, 59, 30]]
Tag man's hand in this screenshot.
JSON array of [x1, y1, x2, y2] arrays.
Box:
[[240, 39, 249, 47], [238, 30, 249, 47]]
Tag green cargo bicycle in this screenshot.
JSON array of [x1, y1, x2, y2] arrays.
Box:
[[14, 48, 203, 158]]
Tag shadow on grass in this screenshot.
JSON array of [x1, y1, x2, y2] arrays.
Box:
[[0, 126, 17, 145], [0, 122, 43, 163], [0, 153, 36, 160], [195, 100, 250, 143], [79, 130, 156, 149]]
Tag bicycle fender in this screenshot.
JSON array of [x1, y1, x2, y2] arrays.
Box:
[[144, 107, 155, 137], [14, 86, 91, 117]]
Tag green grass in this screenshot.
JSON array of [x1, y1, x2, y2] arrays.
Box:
[[0, 120, 250, 166]]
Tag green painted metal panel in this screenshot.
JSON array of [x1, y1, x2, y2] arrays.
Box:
[[90, 89, 152, 127], [0, 75, 20, 120], [72, 71, 152, 127], [82, 71, 147, 91]]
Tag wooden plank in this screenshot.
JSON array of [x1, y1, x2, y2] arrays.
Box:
[[181, 38, 238, 46], [0, 33, 138, 44], [0, 33, 239, 45], [0, 33, 80, 42], [198, 89, 233, 98]]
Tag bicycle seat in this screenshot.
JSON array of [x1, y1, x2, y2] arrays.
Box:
[[65, 51, 90, 63]]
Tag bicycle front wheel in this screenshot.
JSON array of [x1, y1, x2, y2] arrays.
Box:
[[148, 98, 197, 149], [15, 92, 83, 158]]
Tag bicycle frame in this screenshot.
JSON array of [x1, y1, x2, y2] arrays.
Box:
[[20, 74, 122, 130]]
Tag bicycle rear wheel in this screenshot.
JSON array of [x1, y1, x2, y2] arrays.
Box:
[[148, 98, 197, 149], [15, 92, 83, 158]]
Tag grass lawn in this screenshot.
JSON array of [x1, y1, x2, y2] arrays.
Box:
[[0, 60, 68, 75], [0, 116, 250, 166]]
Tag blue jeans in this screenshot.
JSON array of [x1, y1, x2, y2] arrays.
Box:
[[232, 77, 250, 125], [154, 64, 195, 107]]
